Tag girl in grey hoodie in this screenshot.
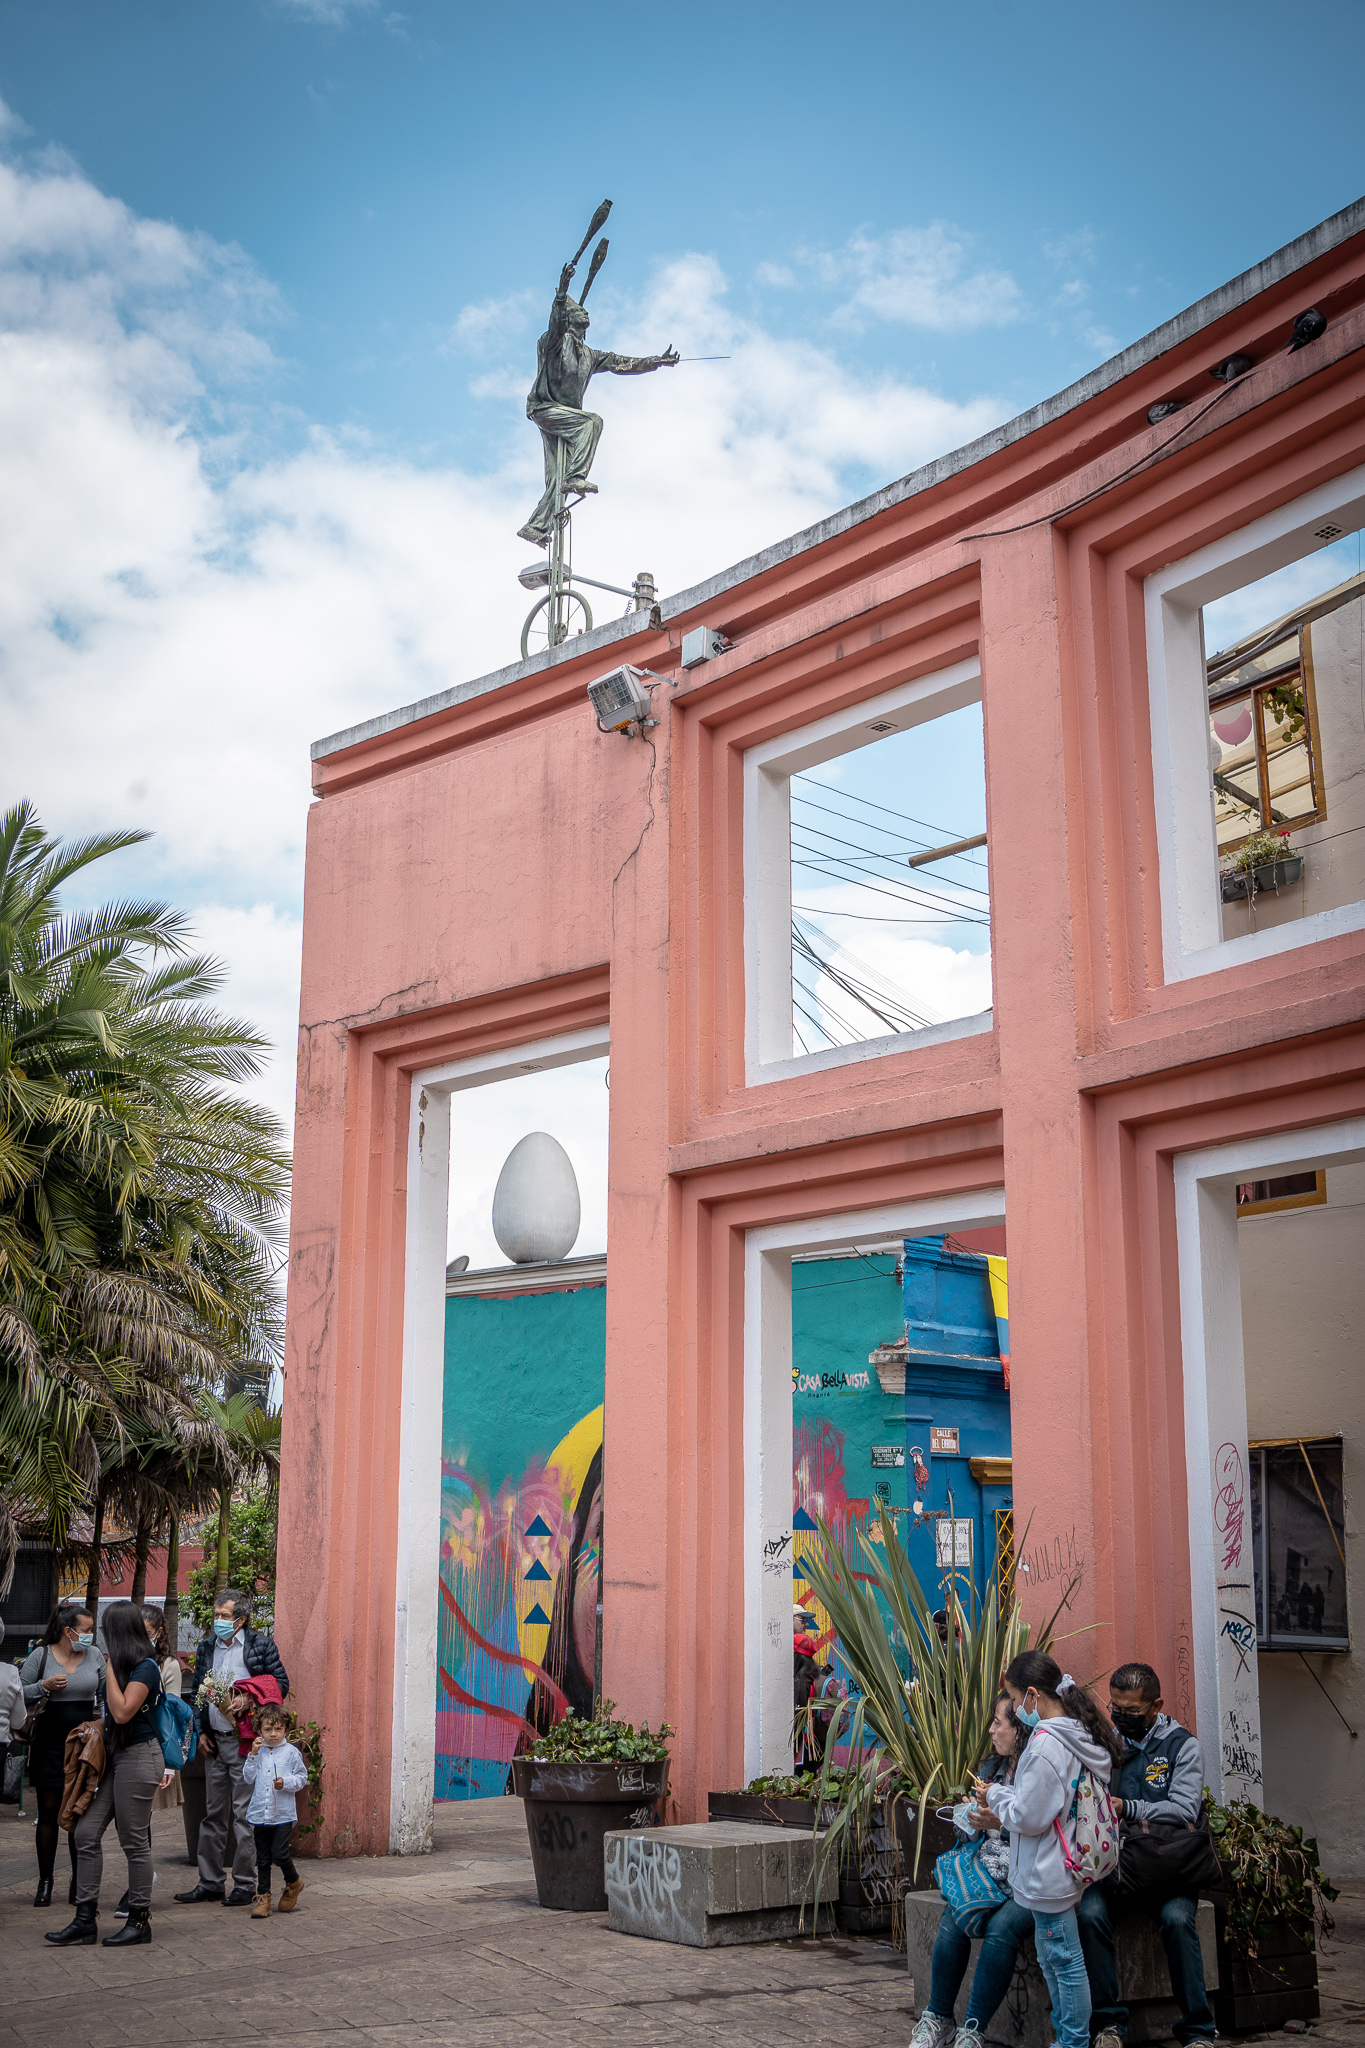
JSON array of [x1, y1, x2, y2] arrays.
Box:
[[970, 1652, 1124, 2048]]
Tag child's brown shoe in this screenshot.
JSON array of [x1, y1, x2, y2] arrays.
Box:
[[278, 1878, 305, 1913], [251, 1893, 272, 1919]]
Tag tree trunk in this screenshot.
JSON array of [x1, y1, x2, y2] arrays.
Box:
[[84, 1482, 106, 1616], [164, 1514, 181, 1651], [214, 1486, 232, 1595], [130, 1510, 153, 1605]]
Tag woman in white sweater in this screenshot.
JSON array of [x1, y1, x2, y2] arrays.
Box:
[[970, 1652, 1124, 2048]]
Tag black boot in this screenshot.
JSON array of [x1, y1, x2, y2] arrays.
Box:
[[114, 1890, 130, 1917], [102, 1905, 151, 1947], [33, 1876, 53, 1907], [45, 1901, 97, 1946]]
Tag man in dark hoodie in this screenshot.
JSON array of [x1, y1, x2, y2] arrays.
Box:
[[1077, 1662, 1217, 2048]]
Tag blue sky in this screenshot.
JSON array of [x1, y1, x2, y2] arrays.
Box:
[[1, 0, 1362, 1211], [5, 0, 1364, 472]]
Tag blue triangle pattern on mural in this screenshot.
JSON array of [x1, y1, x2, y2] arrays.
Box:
[[792, 1558, 808, 1579], [524, 1515, 553, 1537], [524, 1558, 552, 1581], [793, 1508, 817, 1530], [524, 1604, 551, 1626]]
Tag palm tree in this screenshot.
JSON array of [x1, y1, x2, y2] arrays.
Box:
[[200, 1392, 282, 1597], [0, 800, 290, 1592]]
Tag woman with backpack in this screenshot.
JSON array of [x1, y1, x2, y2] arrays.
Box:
[[969, 1652, 1124, 2048], [910, 1692, 1032, 2048], [45, 1601, 166, 1948]]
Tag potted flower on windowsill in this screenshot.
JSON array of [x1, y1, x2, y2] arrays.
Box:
[[512, 1699, 672, 1912], [1220, 828, 1305, 902]]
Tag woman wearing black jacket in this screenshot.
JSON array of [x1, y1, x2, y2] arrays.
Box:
[[46, 1601, 165, 1949]]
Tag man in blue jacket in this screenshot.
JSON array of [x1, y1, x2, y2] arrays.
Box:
[[174, 1590, 290, 1906], [1077, 1662, 1216, 2048]]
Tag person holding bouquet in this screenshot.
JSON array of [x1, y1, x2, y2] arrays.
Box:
[[174, 1590, 289, 1908]]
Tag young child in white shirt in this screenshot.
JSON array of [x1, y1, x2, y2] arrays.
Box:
[[243, 1703, 309, 1918]]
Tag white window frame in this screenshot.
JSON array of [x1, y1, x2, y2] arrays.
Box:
[[743, 1185, 1005, 1783], [1174, 1114, 1365, 1805], [1146, 462, 1365, 983], [743, 658, 990, 1084], [392, 1024, 609, 1853]]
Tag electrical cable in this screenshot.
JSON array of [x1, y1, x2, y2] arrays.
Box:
[[793, 775, 992, 870], [957, 381, 1238, 544], [791, 790, 991, 882], [791, 808, 992, 897]]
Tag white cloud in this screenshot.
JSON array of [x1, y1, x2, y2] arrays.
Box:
[[791, 224, 1023, 333], [0, 138, 1010, 1181], [450, 288, 537, 354]]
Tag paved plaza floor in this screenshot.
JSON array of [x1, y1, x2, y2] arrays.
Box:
[[0, 1793, 1361, 2048]]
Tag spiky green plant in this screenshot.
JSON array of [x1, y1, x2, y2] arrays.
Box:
[[800, 1502, 1078, 1888]]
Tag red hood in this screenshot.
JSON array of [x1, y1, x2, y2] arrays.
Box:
[[230, 1674, 284, 1755]]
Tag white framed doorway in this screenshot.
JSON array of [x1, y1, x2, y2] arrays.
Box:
[[743, 1185, 1007, 1783], [391, 1023, 610, 1853], [1174, 1114, 1365, 1806]]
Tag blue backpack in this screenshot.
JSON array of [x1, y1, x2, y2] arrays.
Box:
[[156, 1689, 198, 1771]]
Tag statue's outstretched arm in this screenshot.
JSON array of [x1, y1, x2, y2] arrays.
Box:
[[591, 342, 681, 376]]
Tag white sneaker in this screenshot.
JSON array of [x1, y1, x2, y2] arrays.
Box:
[[955, 2023, 984, 2048], [1093, 2031, 1125, 2048], [909, 2015, 957, 2048]]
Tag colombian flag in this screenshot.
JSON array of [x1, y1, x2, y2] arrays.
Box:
[[987, 1256, 1010, 1390]]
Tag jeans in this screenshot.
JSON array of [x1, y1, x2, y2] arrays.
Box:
[[928, 1899, 1036, 2024], [1033, 1906, 1091, 2048], [198, 1747, 258, 1893], [1076, 1885, 1216, 2042], [253, 1821, 298, 1894], [74, 1737, 164, 1908]]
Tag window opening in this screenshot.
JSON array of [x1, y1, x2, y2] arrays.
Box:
[[789, 706, 991, 1056], [1247, 1439, 1348, 1652], [1202, 524, 1365, 942], [1235, 1171, 1326, 1217]]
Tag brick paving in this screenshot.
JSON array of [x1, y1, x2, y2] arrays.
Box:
[[0, 1792, 1360, 2048]]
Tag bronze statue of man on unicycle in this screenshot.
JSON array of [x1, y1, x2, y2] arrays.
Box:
[[517, 199, 679, 548]]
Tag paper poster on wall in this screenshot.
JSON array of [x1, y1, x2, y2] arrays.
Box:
[[935, 1517, 973, 1568]]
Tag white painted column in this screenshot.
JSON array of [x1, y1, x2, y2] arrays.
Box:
[[390, 1081, 450, 1853], [1175, 1169, 1263, 1804], [743, 1241, 796, 1781]]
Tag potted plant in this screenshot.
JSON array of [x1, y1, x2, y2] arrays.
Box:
[[1204, 1794, 1337, 2033], [512, 1698, 672, 1912], [800, 1504, 1076, 1912], [1220, 828, 1304, 903]]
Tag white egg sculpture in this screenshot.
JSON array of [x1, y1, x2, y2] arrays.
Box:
[[491, 1131, 581, 1264]]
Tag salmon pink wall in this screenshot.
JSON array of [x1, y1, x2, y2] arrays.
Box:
[[280, 211, 1365, 1853]]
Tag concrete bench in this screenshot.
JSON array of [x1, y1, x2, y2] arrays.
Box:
[[604, 1821, 838, 1947], [904, 1890, 1220, 2047]]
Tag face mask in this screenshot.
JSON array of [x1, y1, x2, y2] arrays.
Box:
[[213, 1619, 236, 1641], [1111, 1708, 1152, 1742], [1015, 1693, 1042, 1729], [73, 1632, 93, 1650]]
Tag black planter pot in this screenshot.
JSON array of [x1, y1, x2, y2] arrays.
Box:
[[1210, 1905, 1319, 2033], [1221, 855, 1304, 902], [513, 1756, 669, 1912], [894, 1802, 960, 1890]]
